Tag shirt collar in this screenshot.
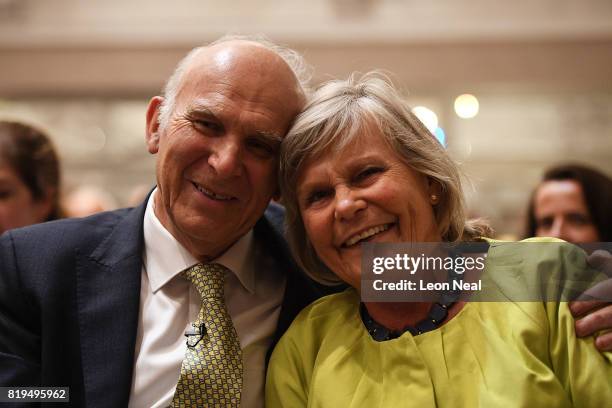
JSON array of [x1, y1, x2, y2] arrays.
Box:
[[143, 188, 255, 294]]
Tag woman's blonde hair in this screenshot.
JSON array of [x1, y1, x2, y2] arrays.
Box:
[[279, 71, 490, 284]]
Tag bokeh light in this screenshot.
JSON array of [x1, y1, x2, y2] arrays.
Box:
[[434, 127, 446, 147], [454, 94, 479, 119], [411, 106, 439, 133]]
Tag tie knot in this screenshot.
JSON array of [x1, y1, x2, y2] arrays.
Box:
[[181, 263, 227, 299]]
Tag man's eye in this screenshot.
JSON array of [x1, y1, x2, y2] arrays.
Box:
[[246, 139, 275, 157], [0, 190, 11, 200], [193, 120, 221, 133]]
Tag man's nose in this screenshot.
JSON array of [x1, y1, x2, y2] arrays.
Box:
[[334, 188, 366, 221], [208, 141, 242, 178]]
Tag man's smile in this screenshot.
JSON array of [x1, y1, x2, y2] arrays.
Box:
[[191, 181, 237, 201]]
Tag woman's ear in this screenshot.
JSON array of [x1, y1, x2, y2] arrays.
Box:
[[427, 178, 442, 205]]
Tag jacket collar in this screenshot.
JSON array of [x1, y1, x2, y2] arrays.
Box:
[[76, 198, 147, 407]]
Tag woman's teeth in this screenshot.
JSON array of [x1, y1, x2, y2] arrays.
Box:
[[344, 224, 391, 247]]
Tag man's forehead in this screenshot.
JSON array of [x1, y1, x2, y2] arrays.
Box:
[[207, 41, 270, 66], [187, 41, 283, 77], [184, 99, 286, 140], [172, 41, 304, 131]]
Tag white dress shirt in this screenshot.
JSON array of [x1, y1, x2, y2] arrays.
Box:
[[128, 190, 286, 408]]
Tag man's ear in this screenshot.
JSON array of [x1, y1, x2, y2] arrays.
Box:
[[145, 96, 164, 154]]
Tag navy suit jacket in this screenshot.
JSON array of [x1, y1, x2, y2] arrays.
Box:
[[0, 199, 326, 407]]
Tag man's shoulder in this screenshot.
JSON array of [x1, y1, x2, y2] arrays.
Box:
[[254, 202, 288, 257], [261, 201, 285, 234], [7, 207, 132, 242], [2, 206, 143, 263]]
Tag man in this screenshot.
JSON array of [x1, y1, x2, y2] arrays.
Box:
[[0, 36, 322, 407]]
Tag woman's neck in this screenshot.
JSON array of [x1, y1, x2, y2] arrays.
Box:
[[364, 300, 466, 333], [363, 301, 432, 332]]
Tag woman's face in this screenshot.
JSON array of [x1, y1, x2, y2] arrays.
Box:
[[296, 128, 441, 288], [534, 179, 600, 243], [0, 164, 52, 234]]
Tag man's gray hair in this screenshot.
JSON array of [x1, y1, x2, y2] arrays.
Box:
[[279, 71, 491, 285], [157, 34, 312, 129]]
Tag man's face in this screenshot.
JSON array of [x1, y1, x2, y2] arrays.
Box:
[[146, 43, 303, 259]]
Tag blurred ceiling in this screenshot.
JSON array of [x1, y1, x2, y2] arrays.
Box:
[[1, 0, 612, 96]]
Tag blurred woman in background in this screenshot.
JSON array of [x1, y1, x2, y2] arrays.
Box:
[[526, 164, 612, 243], [0, 120, 63, 234]]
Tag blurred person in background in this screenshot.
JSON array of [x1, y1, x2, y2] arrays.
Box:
[[526, 164, 612, 243], [0, 120, 63, 234], [126, 183, 154, 207], [63, 185, 118, 218], [526, 163, 612, 354]]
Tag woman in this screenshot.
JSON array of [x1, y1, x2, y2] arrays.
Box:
[[526, 164, 612, 243], [266, 72, 612, 407], [0, 120, 63, 234]]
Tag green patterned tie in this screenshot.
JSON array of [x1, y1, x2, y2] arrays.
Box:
[[171, 263, 243, 407]]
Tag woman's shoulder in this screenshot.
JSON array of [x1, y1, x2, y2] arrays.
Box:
[[296, 287, 359, 323], [483, 237, 599, 303], [280, 288, 360, 343], [486, 237, 589, 273]]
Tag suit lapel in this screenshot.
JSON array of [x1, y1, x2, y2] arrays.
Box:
[[254, 203, 336, 364], [76, 200, 146, 407]]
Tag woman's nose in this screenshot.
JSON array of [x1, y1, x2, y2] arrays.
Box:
[[548, 218, 567, 240], [334, 189, 367, 221]]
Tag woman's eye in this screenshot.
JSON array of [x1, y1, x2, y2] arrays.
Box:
[[355, 167, 383, 182], [306, 190, 331, 205], [537, 217, 553, 229], [567, 213, 591, 225]]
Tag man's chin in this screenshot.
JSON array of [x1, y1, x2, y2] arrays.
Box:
[[180, 218, 247, 250]]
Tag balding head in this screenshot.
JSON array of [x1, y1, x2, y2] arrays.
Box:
[[158, 35, 310, 130]]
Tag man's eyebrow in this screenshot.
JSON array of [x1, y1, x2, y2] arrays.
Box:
[[185, 104, 217, 119], [184, 103, 282, 144], [253, 130, 283, 145]]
